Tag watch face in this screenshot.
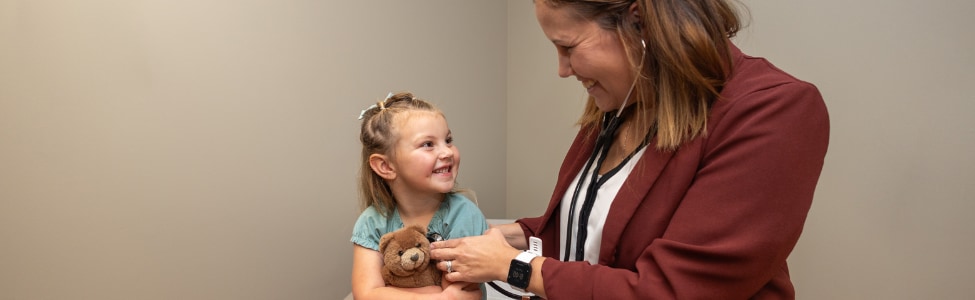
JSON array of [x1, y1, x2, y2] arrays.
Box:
[[507, 260, 532, 289]]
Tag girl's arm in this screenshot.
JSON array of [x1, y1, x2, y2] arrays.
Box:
[[351, 245, 481, 300]]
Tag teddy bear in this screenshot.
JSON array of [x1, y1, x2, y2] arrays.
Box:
[[378, 225, 442, 288]]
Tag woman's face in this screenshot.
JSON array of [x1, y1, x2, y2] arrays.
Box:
[[535, 1, 635, 112]]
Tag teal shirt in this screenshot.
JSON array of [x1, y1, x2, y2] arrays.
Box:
[[351, 193, 490, 299], [351, 193, 489, 251]]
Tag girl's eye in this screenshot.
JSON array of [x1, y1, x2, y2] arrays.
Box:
[[421, 141, 434, 148], [445, 137, 453, 145]]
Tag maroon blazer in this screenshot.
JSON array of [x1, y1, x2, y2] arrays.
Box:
[[517, 45, 829, 299]]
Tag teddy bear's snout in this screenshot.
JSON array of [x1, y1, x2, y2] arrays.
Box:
[[397, 247, 428, 271]]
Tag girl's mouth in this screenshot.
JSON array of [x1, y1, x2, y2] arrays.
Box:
[[433, 166, 451, 174]]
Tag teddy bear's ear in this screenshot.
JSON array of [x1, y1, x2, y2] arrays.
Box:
[[379, 232, 393, 253]]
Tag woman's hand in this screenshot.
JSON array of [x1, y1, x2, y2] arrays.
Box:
[[430, 228, 522, 283]]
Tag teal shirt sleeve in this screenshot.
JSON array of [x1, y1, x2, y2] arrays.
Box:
[[350, 206, 388, 251]]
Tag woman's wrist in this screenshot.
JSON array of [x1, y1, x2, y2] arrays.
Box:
[[499, 247, 523, 282], [528, 256, 546, 297]]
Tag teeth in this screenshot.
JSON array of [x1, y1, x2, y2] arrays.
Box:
[[583, 80, 596, 89]]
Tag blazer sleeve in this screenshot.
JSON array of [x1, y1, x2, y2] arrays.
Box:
[[539, 80, 830, 299]]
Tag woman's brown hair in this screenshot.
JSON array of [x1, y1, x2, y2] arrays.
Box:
[[541, 0, 743, 150]]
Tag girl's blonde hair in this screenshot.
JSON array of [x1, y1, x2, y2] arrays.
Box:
[[357, 92, 447, 217]]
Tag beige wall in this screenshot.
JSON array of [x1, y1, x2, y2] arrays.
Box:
[[505, 0, 580, 219], [0, 1, 506, 299], [735, 1, 975, 299], [506, 0, 975, 299], [4, 0, 974, 299]]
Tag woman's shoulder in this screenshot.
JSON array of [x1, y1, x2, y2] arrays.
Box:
[[703, 47, 829, 149], [723, 47, 821, 101], [710, 45, 825, 123]]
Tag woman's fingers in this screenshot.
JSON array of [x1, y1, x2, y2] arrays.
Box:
[[430, 237, 468, 261], [440, 260, 456, 273], [443, 268, 466, 282], [431, 229, 521, 283], [430, 238, 455, 250]]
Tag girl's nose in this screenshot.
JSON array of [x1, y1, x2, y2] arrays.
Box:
[[438, 148, 453, 160]]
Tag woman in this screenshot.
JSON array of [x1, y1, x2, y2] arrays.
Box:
[[431, 0, 829, 299]]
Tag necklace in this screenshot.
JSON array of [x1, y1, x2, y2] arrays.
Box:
[[619, 126, 630, 157], [604, 123, 634, 173]]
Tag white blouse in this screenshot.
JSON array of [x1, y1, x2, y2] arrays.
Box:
[[559, 145, 648, 264]]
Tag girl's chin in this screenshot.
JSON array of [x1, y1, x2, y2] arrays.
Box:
[[436, 183, 456, 193]]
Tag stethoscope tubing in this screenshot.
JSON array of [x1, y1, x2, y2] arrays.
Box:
[[562, 38, 648, 262]]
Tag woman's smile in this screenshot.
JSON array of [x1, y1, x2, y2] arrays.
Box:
[[535, 1, 635, 112]]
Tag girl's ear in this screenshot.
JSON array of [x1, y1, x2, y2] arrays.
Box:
[[369, 154, 397, 180]]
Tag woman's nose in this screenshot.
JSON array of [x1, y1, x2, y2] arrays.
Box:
[[557, 54, 573, 78]]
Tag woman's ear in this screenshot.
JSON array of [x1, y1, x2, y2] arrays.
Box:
[[369, 154, 397, 180], [628, 2, 642, 31]]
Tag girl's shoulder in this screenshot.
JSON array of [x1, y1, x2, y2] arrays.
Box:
[[445, 193, 482, 213], [353, 205, 387, 227], [441, 193, 489, 238], [351, 206, 400, 250]]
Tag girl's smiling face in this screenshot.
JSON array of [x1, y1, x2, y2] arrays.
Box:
[[388, 111, 460, 198], [535, 1, 635, 112]]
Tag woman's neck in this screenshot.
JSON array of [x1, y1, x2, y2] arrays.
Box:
[[599, 115, 653, 174]]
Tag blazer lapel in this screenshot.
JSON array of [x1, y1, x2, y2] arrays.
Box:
[[536, 128, 598, 235], [598, 139, 675, 265]]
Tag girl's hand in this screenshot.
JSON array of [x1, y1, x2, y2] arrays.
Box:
[[441, 280, 482, 300]]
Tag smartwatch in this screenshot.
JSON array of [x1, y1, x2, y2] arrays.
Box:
[[507, 251, 539, 291]]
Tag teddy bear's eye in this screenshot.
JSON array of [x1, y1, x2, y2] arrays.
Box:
[[397, 250, 404, 256], [416, 243, 421, 248]]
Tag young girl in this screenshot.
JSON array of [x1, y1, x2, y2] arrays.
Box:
[[350, 92, 488, 300]]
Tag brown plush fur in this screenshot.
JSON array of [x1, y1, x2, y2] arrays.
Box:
[[378, 225, 442, 288]]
